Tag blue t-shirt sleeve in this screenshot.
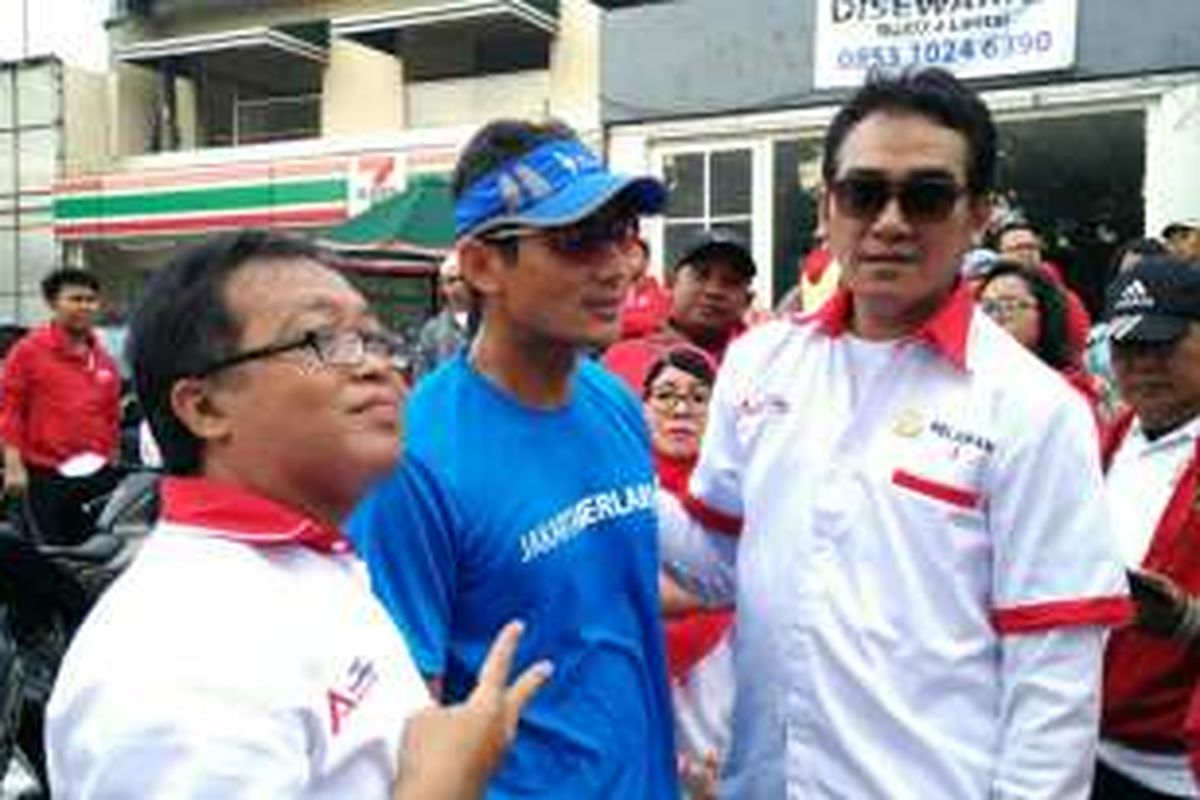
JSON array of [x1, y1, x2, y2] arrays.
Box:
[[347, 453, 459, 677]]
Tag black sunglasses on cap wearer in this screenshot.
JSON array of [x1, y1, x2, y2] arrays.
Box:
[[484, 211, 641, 259], [830, 171, 966, 224]]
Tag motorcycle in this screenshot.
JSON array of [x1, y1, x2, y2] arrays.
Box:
[[0, 459, 158, 798]]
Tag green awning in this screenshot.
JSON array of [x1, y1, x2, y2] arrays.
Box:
[[326, 174, 454, 250]]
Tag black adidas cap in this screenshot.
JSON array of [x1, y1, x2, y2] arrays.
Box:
[[1106, 257, 1200, 344]]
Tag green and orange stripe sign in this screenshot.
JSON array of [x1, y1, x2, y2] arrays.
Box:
[[52, 146, 460, 240]]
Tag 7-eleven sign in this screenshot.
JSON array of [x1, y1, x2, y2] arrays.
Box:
[[348, 154, 406, 215]]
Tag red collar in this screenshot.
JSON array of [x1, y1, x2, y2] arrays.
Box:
[[161, 476, 351, 554], [48, 322, 96, 348], [807, 282, 974, 372]]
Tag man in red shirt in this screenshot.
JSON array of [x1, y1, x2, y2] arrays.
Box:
[[1, 268, 121, 545], [617, 237, 672, 340], [605, 231, 754, 388]]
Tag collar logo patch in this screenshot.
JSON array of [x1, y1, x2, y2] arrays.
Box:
[[891, 408, 925, 438]]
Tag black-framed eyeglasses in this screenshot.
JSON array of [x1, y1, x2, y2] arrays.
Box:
[[980, 297, 1039, 319], [647, 386, 712, 412], [484, 213, 640, 258], [195, 328, 408, 377], [831, 172, 966, 224]]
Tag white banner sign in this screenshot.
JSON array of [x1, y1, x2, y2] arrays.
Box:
[[814, 0, 1079, 89]]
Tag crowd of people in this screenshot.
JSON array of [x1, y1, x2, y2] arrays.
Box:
[[2, 66, 1200, 799]]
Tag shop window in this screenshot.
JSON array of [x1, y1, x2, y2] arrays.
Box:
[[772, 138, 824, 304], [994, 110, 1145, 315], [661, 148, 753, 267]]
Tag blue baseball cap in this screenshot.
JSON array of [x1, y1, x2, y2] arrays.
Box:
[[454, 137, 666, 241]]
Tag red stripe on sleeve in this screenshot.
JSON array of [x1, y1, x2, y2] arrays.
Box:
[[992, 596, 1134, 634], [891, 468, 982, 510], [681, 494, 742, 537]]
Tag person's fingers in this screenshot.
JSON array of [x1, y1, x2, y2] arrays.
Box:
[[503, 660, 553, 724], [475, 620, 524, 692]]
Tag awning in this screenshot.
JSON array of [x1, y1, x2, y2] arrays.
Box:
[[332, 1, 557, 81], [115, 23, 328, 94], [325, 174, 454, 251]]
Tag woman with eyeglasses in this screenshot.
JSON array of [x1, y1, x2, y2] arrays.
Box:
[[976, 260, 1106, 433], [641, 346, 732, 800]]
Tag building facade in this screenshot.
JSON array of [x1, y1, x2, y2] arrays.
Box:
[[601, 0, 1200, 310], [26, 0, 607, 329]]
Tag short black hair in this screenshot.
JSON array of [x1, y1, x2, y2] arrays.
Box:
[[990, 218, 1041, 250], [127, 230, 325, 475], [41, 268, 100, 303], [642, 346, 716, 398], [452, 118, 579, 200], [977, 260, 1072, 370], [823, 68, 997, 197]]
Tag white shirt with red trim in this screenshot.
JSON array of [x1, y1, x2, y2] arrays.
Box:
[[659, 284, 1130, 799], [1098, 415, 1200, 797], [46, 477, 430, 799]]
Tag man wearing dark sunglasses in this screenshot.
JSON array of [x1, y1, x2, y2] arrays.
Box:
[[45, 230, 549, 798], [656, 69, 1129, 799], [349, 121, 680, 798]]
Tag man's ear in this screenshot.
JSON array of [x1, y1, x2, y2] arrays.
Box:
[[169, 376, 234, 447], [458, 238, 506, 301], [968, 197, 993, 243], [818, 183, 832, 235]]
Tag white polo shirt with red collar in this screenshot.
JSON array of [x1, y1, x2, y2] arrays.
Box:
[[46, 477, 430, 799], [659, 284, 1131, 799]]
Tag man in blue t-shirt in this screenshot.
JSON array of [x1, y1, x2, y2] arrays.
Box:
[[349, 120, 679, 798]]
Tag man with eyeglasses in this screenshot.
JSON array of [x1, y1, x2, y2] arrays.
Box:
[[656, 68, 1130, 798], [45, 230, 550, 798], [348, 121, 679, 798]]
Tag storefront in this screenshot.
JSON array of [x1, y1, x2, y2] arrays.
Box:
[[51, 135, 463, 331], [602, 0, 1200, 310]]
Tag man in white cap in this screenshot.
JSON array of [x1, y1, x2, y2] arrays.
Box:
[[1162, 220, 1200, 264]]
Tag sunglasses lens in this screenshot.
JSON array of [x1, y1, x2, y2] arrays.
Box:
[[549, 216, 636, 256], [835, 177, 889, 219], [900, 179, 961, 221]]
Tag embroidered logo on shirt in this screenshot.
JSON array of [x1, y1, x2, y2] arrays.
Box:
[[736, 393, 792, 417], [327, 657, 379, 736], [891, 408, 925, 438], [928, 419, 995, 456], [519, 481, 656, 563]]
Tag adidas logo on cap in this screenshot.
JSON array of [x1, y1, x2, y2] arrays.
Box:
[[1113, 278, 1154, 312]]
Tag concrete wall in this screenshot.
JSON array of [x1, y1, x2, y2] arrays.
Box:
[[111, 63, 159, 158], [407, 71, 551, 130], [601, 0, 1200, 124], [550, 0, 602, 136], [322, 37, 405, 137]]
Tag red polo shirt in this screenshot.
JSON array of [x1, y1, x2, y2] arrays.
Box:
[[0, 323, 120, 470]]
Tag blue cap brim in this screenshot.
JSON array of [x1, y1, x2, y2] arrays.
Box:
[[470, 173, 665, 238]]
